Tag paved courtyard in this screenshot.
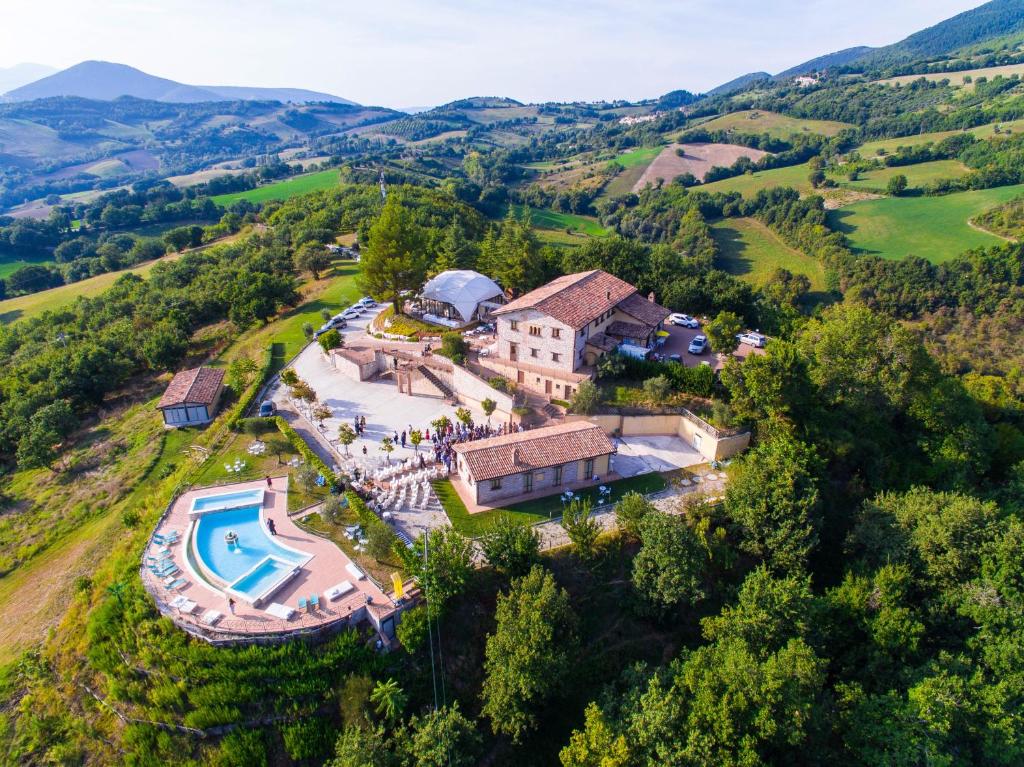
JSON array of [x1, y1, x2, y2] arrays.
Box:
[[612, 435, 705, 476]]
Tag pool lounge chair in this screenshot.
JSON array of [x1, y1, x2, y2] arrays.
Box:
[[154, 532, 179, 545], [171, 596, 198, 614], [266, 602, 295, 620], [310, 594, 320, 610], [152, 564, 179, 577], [345, 562, 366, 581], [297, 597, 307, 610], [164, 577, 188, 590], [201, 609, 222, 625], [326, 581, 355, 601]]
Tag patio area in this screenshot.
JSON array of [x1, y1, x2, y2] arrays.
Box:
[[141, 477, 400, 641]]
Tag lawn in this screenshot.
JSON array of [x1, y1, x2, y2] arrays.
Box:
[[827, 183, 1024, 263], [613, 146, 663, 169], [711, 218, 827, 292], [210, 168, 341, 206], [434, 473, 667, 537], [694, 110, 852, 140], [216, 259, 362, 372], [189, 422, 331, 512], [698, 162, 814, 197], [857, 119, 1024, 156], [503, 204, 610, 239], [878, 62, 1024, 89], [839, 159, 969, 192]]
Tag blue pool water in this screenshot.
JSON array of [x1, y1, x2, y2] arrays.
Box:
[[230, 558, 296, 598], [191, 488, 265, 515], [193, 505, 308, 586]]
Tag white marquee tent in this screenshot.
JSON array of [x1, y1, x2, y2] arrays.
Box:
[[419, 270, 504, 324]]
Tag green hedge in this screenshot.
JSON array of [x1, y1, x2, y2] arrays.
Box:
[[608, 354, 715, 397], [227, 346, 275, 430], [273, 416, 336, 482], [345, 490, 401, 554]]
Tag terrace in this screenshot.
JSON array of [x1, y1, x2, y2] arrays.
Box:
[[141, 477, 405, 643]]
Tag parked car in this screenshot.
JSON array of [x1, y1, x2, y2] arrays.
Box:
[[668, 353, 682, 362], [258, 401, 276, 417], [669, 313, 700, 328], [736, 332, 767, 348], [688, 335, 708, 354], [342, 309, 362, 320], [328, 315, 348, 329], [358, 297, 376, 307]]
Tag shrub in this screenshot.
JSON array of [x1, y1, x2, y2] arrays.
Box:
[[438, 332, 469, 365], [227, 346, 274, 429], [318, 328, 342, 351], [571, 380, 601, 415]]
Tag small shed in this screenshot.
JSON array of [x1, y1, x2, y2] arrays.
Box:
[[157, 367, 226, 428]]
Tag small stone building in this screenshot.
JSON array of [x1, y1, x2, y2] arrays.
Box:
[[157, 367, 226, 428], [453, 422, 615, 505]]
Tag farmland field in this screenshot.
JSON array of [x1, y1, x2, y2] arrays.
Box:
[[698, 162, 814, 196], [711, 218, 827, 292], [840, 159, 968, 191], [878, 62, 1024, 89], [694, 110, 852, 140], [601, 146, 664, 198], [635, 143, 770, 191], [858, 118, 1024, 155], [827, 183, 1024, 263], [505, 205, 610, 238], [0, 254, 53, 279], [210, 168, 341, 206]]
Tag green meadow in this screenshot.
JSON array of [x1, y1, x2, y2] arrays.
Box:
[[699, 162, 814, 197], [828, 183, 1024, 263], [211, 168, 341, 206], [712, 217, 827, 292]]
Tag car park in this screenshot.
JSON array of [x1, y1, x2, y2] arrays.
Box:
[[342, 309, 362, 320], [358, 297, 376, 307], [737, 332, 767, 348], [258, 401, 276, 417], [669, 313, 700, 328], [687, 335, 708, 354], [328, 315, 348, 329]]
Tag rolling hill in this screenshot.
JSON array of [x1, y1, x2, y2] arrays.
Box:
[[2, 61, 357, 104], [0, 63, 57, 94]]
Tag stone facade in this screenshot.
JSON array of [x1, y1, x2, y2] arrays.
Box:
[[459, 453, 611, 505]]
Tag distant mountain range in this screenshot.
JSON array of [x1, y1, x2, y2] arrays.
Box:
[[1, 61, 357, 105], [0, 63, 58, 95], [708, 0, 1024, 94]]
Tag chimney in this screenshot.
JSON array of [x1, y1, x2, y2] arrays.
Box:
[[606, 290, 611, 300], [513, 447, 520, 465]]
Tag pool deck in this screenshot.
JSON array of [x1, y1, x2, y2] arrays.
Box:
[[141, 476, 400, 642]]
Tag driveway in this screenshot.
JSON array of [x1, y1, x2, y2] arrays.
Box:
[[660, 321, 765, 371]]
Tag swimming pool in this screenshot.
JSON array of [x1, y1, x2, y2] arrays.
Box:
[[190, 488, 266, 516], [192, 504, 311, 605]]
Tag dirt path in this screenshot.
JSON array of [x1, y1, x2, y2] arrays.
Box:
[[966, 217, 1018, 242]]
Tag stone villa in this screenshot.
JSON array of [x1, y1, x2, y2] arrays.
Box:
[[488, 270, 671, 398]]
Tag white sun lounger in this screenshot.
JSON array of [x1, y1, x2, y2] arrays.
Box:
[[266, 602, 295, 620], [171, 596, 198, 614], [327, 580, 355, 600], [345, 562, 366, 581], [201, 609, 223, 625]]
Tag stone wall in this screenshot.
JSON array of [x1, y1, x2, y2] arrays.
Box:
[[451, 364, 516, 422], [462, 453, 611, 505], [566, 412, 751, 462]]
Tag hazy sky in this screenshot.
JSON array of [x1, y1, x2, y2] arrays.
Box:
[[1, 0, 988, 107]]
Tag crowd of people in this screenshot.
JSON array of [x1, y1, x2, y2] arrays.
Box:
[[429, 419, 525, 474]]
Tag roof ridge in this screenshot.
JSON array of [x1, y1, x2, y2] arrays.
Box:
[[180, 367, 202, 403], [456, 421, 595, 452]]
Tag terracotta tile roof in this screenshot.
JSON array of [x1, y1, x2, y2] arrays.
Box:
[[494, 270, 637, 329], [617, 292, 672, 327], [453, 422, 614, 481], [157, 367, 225, 409], [606, 321, 651, 340]]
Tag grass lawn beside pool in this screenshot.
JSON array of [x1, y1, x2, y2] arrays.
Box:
[[211, 168, 341, 207], [711, 217, 827, 292], [434, 473, 667, 537], [828, 183, 1024, 263]]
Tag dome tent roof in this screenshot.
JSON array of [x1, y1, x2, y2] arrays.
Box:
[[420, 270, 503, 323]]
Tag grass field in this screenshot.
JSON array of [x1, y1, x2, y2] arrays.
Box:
[[698, 162, 814, 197], [878, 62, 1024, 89], [503, 205, 610, 241], [711, 218, 827, 291], [858, 119, 1024, 155], [210, 168, 341, 206], [0, 251, 183, 325], [434, 473, 667, 537], [0, 255, 53, 279], [828, 183, 1024, 263], [601, 147, 665, 198], [694, 110, 852, 140], [840, 159, 968, 191]]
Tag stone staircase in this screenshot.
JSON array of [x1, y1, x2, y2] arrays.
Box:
[[416, 365, 455, 400]]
